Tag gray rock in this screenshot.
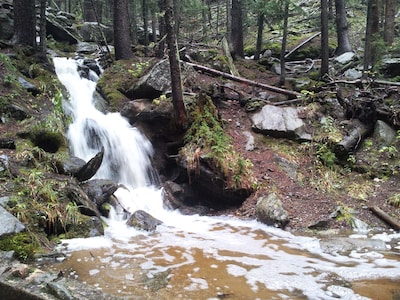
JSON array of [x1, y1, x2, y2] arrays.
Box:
[[129, 59, 195, 99], [59, 156, 86, 175], [273, 154, 298, 180], [320, 237, 387, 254], [126, 210, 162, 232], [18, 77, 39, 96], [251, 105, 312, 141], [0, 155, 10, 174], [121, 98, 173, 124], [0, 196, 10, 207], [333, 52, 356, 64], [76, 42, 98, 54], [132, 60, 173, 98], [380, 57, 400, 77], [81, 179, 119, 208], [0, 206, 25, 238], [46, 17, 79, 44], [372, 120, 396, 147], [343, 68, 362, 80], [256, 193, 289, 228], [243, 131, 255, 151]]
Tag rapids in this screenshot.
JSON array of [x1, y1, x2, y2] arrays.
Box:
[[48, 57, 400, 299]]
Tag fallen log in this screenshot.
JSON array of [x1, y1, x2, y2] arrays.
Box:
[[370, 206, 400, 231], [285, 32, 321, 59], [186, 62, 301, 99], [334, 121, 372, 158]]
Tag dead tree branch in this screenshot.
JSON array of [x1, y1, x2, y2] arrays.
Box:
[[185, 62, 301, 99]]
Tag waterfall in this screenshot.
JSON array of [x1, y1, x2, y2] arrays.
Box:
[[54, 57, 161, 219]]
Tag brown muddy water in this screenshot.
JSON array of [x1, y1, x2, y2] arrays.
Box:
[[36, 217, 400, 300]]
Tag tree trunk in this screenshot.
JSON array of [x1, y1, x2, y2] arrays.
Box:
[[151, 10, 158, 42], [370, 206, 400, 230], [279, 0, 289, 86], [320, 0, 330, 78], [363, 0, 380, 74], [163, 0, 187, 129], [113, 0, 133, 60], [226, 0, 232, 46], [383, 0, 396, 46], [39, 0, 47, 61], [231, 0, 244, 58], [202, 0, 208, 37], [157, 0, 166, 58], [142, 0, 149, 56], [12, 0, 36, 48], [83, 0, 96, 22], [335, 0, 352, 55], [130, 0, 138, 45], [254, 13, 264, 60]]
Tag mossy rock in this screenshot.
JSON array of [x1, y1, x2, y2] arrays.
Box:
[[97, 58, 155, 111], [0, 232, 41, 262]]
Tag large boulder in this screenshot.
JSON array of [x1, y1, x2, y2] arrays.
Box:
[[130, 60, 173, 99], [128, 59, 196, 99], [46, 9, 79, 44], [176, 156, 252, 206], [380, 57, 400, 77], [251, 105, 312, 141], [255, 193, 289, 228], [80, 179, 120, 210], [372, 120, 396, 147]]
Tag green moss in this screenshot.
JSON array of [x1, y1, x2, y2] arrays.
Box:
[[0, 233, 40, 262], [97, 58, 154, 111], [181, 92, 255, 190]]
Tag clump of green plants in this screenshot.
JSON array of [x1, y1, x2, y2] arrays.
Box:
[[0, 232, 40, 262], [315, 142, 336, 168], [312, 116, 343, 167], [180, 93, 256, 190], [129, 61, 150, 77], [346, 181, 374, 201], [388, 193, 400, 207], [10, 167, 80, 235]]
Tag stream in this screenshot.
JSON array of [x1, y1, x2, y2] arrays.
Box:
[[44, 57, 400, 299]]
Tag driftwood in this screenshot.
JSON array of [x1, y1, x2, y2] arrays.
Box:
[[186, 62, 301, 99], [370, 206, 400, 231], [285, 32, 321, 59], [334, 122, 372, 158]]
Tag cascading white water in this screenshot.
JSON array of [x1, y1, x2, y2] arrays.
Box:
[[54, 57, 162, 219], [51, 57, 400, 299]]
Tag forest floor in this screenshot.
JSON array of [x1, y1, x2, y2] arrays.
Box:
[[193, 59, 400, 233]]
